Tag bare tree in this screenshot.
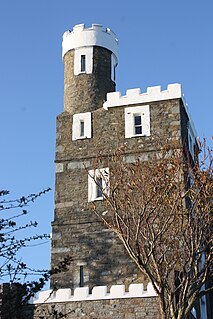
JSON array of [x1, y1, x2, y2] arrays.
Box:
[[91, 140, 213, 319]]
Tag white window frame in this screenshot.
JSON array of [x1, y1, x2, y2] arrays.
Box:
[[88, 168, 109, 202], [74, 47, 93, 75], [72, 112, 92, 140], [125, 105, 150, 138]]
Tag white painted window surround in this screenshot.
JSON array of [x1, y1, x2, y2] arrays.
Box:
[[72, 112, 91, 140], [74, 47, 93, 75], [88, 168, 109, 202], [125, 105, 150, 138]]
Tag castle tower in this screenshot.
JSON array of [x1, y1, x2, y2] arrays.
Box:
[[51, 23, 198, 297], [51, 24, 143, 291], [62, 24, 118, 114], [36, 23, 210, 319]]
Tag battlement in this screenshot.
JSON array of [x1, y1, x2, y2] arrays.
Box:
[[103, 83, 197, 138], [62, 24, 118, 60], [103, 83, 182, 109], [33, 282, 157, 304]]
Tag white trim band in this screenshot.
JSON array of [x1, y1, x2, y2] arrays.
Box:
[[33, 282, 157, 304], [103, 83, 182, 109], [62, 24, 118, 60]]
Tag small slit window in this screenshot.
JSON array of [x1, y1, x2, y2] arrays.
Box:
[[113, 65, 116, 81], [111, 53, 117, 81], [79, 266, 84, 287], [81, 55, 86, 72], [80, 120, 85, 137], [188, 124, 195, 159]]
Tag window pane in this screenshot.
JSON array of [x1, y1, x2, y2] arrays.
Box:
[[134, 115, 141, 126], [79, 266, 84, 287], [96, 177, 103, 198], [81, 55, 86, 72], [80, 120, 84, 136], [135, 126, 142, 135]]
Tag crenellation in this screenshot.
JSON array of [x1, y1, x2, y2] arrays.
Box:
[[33, 283, 157, 304], [62, 23, 118, 60], [103, 83, 182, 109]]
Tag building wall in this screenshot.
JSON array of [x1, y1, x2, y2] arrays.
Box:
[[51, 95, 188, 290], [55, 98, 182, 164], [21, 297, 160, 319]]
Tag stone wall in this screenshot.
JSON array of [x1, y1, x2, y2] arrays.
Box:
[[51, 96, 187, 289], [0, 283, 161, 319], [55, 98, 183, 163], [51, 209, 145, 290], [63, 46, 115, 114], [21, 297, 160, 319], [51, 94, 190, 290]]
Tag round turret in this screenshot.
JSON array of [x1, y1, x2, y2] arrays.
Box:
[[62, 24, 118, 114]]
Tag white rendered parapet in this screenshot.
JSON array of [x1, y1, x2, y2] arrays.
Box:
[[33, 282, 157, 304], [62, 24, 118, 60], [103, 83, 182, 109]]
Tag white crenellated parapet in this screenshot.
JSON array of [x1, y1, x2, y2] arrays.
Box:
[[103, 83, 182, 110], [62, 24, 118, 60], [33, 282, 157, 304], [103, 83, 198, 139]]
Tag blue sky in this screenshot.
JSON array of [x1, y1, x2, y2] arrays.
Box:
[[0, 0, 212, 284]]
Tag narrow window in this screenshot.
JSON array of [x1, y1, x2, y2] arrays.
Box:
[[79, 266, 84, 287], [134, 114, 142, 135], [113, 65, 116, 81], [81, 55, 86, 72], [189, 134, 193, 153], [80, 120, 84, 137], [88, 168, 109, 202], [96, 176, 103, 198]]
